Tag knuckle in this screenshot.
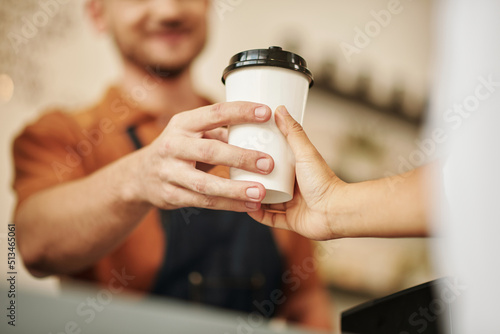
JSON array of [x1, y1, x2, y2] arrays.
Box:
[[157, 144, 168, 158], [160, 186, 175, 205], [210, 102, 223, 113], [215, 178, 230, 196], [162, 137, 182, 158], [199, 142, 216, 161], [192, 178, 208, 194], [201, 195, 217, 208], [235, 150, 250, 169], [162, 140, 174, 156], [157, 167, 170, 182], [165, 187, 185, 208], [209, 103, 225, 123], [289, 120, 304, 133]]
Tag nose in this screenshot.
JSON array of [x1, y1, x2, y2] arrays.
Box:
[[149, 0, 184, 21]]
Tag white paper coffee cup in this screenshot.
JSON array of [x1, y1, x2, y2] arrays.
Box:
[[222, 46, 314, 204]]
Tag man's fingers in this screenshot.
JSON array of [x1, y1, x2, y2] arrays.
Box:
[[174, 137, 274, 174], [179, 102, 272, 132], [247, 210, 290, 230], [165, 186, 262, 213], [173, 168, 267, 202], [262, 203, 287, 212], [274, 105, 321, 161], [247, 209, 265, 222], [203, 127, 228, 142]]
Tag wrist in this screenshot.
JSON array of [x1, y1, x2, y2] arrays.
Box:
[[115, 149, 150, 206], [325, 179, 354, 239]]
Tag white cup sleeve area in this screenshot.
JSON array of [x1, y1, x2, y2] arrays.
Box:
[[225, 66, 310, 204]]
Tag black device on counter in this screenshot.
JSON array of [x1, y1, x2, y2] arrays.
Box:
[[342, 279, 452, 334]]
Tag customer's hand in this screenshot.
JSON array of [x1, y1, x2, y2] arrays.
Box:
[[129, 102, 275, 212], [248, 106, 346, 240]]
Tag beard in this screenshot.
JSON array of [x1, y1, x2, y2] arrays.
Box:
[[144, 63, 188, 80], [113, 31, 206, 81], [119, 46, 194, 80]]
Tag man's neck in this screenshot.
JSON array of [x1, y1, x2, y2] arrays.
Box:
[[118, 60, 206, 117]]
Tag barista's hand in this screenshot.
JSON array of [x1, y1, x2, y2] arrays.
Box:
[[248, 106, 346, 240], [129, 102, 274, 212]]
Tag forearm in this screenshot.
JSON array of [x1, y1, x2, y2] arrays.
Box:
[[15, 151, 152, 276], [332, 165, 431, 238]]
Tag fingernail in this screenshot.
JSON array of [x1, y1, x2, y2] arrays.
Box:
[[278, 106, 289, 116], [255, 106, 268, 119], [256, 158, 271, 172], [245, 201, 259, 210], [246, 187, 261, 200]]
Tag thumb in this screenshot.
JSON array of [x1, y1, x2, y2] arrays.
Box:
[[274, 105, 320, 162]]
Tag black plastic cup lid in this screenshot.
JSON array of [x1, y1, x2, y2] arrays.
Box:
[[221, 46, 314, 88]]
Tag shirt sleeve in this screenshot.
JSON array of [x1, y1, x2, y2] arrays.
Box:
[[12, 111, 87, 209]]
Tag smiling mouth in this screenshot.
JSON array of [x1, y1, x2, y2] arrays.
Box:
[[149, 29, 190, 44]]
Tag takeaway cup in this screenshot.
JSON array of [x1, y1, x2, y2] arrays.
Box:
[[222, 46, 314, 204]]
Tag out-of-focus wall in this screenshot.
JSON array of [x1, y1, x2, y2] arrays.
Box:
[[0, 0, 435, 296]]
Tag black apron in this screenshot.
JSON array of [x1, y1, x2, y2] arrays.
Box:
[[126, 126, 284, 315]]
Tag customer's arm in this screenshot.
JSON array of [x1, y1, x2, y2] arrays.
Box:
[[249, 106, 430, 240], [14, 102, 274, 277]]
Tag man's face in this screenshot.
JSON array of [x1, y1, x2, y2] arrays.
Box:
[[92, 0, 209, 75]]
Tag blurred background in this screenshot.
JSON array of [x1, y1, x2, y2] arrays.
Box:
[[0, 0, 440, 323]]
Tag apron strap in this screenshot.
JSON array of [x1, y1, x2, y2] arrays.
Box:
[[126, 126, 143, 150]]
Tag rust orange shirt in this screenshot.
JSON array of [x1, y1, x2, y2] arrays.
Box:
[[12, 86, 330, 326]]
